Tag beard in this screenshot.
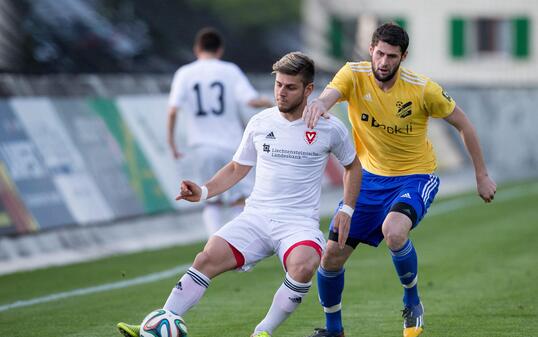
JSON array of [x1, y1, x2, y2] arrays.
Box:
[[372, 62, 400, 82], [277, 96, 305, 114]]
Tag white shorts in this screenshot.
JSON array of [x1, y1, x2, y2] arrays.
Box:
[[192, 145, 254, 205], [214, 210, 326, 271]]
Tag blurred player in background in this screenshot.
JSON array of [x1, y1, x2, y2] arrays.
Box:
[[117, 51, 362, 337], [167, 27, 272, 235], [303, 23, 497, 337]]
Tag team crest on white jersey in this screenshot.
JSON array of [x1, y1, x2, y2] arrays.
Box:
[[305, 131, 317, 144]]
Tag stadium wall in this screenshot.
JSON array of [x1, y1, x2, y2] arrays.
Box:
[[448, 87, 538, 180], [0, 95, 192, 237]]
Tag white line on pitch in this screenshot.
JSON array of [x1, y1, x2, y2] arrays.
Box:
[[0, 264, 189, 313]]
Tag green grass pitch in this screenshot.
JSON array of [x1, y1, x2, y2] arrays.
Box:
[[1, 180, 537, 337]]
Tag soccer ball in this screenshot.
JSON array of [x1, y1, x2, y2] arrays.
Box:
[[140, 308, 188, 337]]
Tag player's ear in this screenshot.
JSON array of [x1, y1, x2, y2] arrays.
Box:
[[369, 44, 374, 57], [304, 82, 314, 97], [401, 50, 408, 62]]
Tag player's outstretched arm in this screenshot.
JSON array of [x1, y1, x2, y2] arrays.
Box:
[[444, 105, 496, 202], [302, 87, 341, 129], [333, 156, 362, 249], [176, 161, 252, 202]]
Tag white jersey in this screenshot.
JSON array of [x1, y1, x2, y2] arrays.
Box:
[[233, 107, 356, 221], [168, 58, 259, 151]]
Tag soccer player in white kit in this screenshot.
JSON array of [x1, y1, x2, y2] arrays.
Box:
[[167, 27, 272, 234], [117, 52, 362, 337]]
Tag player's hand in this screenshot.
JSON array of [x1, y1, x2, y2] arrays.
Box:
[[477, 174, 496, 203], [175, 180, 201, 202], [303, 98, 330, 129], [333, 211, 351, 249]]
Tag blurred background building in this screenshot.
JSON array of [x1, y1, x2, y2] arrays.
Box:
[[0, 0, 537, 274], [304, 0, 538, 85]]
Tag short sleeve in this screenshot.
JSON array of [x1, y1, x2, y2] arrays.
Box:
[[326, 63, 355, 102], [424, 80, 456, 118], [168, 69, 186, 108], [232, 65, 259, 105], [232, 117, 257, 166], [329, 119, 356, 167]]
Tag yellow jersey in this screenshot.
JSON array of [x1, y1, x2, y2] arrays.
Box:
[[327, 61, 456, 176]]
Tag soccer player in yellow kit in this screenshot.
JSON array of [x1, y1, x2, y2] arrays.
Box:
[[303, 23, 497, 337]]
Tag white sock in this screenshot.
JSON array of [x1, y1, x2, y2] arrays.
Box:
[[202, 204, 222, 234], [254, 273, 311, 334], [163, 267, 211, 316]]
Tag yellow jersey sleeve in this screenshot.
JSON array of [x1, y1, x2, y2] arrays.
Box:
[[327, 63, 356, 102], [424, 80, 456, 118]]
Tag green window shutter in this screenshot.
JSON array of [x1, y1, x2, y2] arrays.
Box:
[[451, 18, 466, 58], [394, 17, 407, 30], [329, 16, 344, 59], [513, 17, 530, 58]]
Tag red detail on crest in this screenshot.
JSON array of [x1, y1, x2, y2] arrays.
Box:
[[305, 131, 317, 144]]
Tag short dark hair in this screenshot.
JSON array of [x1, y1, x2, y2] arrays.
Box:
[[194, 27, 223, 52], [272, 51, 315, 86], [371, 23, 409, 54]]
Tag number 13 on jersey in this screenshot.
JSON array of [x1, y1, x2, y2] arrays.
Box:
[[193, 81, 225, 116]]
